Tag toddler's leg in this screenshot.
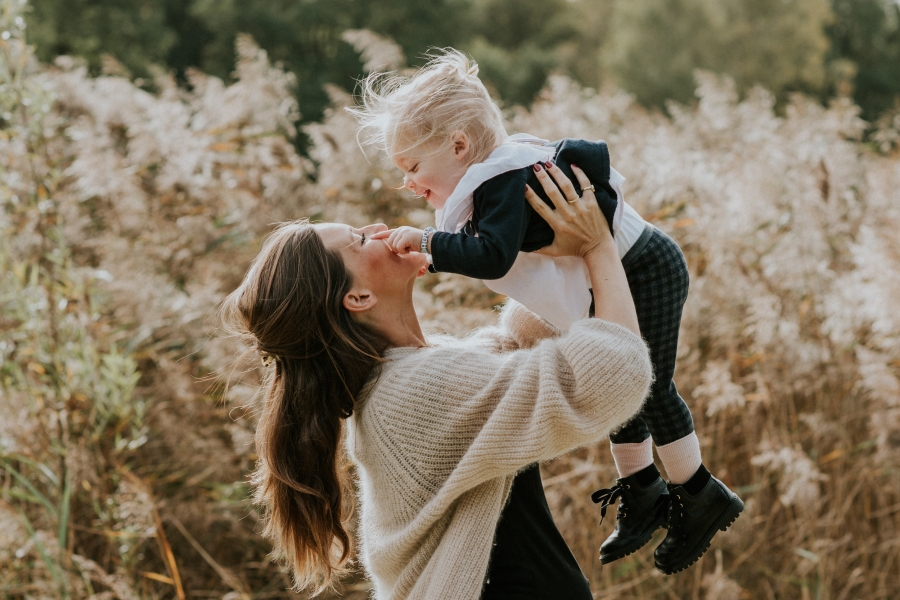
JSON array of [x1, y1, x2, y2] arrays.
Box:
[[593, 226, 691, 565], [614, 227, 743, 574], [609, 438, 653, 478], [610, 226, 695, 476]]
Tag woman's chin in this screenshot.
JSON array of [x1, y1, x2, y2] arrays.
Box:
[[388, 247, 429, 277]]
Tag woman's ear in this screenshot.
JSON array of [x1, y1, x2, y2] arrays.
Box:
[[451, 130, 470, 161], [343, 289, 377, 313]]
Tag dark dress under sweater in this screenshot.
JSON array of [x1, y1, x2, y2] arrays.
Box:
[[481, 464, 592, 600]]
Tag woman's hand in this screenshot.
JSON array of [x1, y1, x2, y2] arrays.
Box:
[[524, 163, 614, 259], [526, 161, 640, 335]]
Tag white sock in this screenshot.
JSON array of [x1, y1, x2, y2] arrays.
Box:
[[609, 438, 654, 478], [656, 432, 702, 485]]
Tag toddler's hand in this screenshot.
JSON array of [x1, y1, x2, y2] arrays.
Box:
[[371, 226, 426, 255]]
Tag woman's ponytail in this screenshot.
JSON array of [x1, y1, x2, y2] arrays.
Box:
[[220, 221, 388, 593]]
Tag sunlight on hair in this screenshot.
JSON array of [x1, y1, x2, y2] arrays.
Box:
[[348, 48, 508, 165]]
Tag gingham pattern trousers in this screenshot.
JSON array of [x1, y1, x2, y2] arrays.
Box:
[[594, 226, 694, 446]]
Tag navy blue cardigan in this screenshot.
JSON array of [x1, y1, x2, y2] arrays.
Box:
[[429, 139, 618, 279]]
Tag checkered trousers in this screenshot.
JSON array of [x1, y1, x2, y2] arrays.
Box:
[[607, 227, 694, 446]]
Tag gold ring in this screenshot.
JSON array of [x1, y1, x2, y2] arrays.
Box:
[[581, 184, 596, 193], [567, 197, 578, 204]]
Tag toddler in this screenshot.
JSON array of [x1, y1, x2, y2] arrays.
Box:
[[350, 49, 742, 575]]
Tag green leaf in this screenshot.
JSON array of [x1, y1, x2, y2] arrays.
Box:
[[0, 458, 59, 519]]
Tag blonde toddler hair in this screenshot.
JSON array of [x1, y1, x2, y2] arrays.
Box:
[[349, 48, 508, 165]]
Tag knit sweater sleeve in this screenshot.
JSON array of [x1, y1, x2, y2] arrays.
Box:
[[465, 300, 562, 353], [497, 299, 561, 348], [361, 318, 652, 503]]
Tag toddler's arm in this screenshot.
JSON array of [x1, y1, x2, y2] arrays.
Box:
[[374, 169, 531, 280], [430, 169, 530, 279]]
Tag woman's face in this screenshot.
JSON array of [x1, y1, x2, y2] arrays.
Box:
[[316, 223, 429, 294]]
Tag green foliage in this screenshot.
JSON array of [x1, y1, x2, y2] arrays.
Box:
[[465, 0, 586, 104], [826, 0, 900, 120], [603, 0, 833, 107], [467, 39, 558, 106], [1, 3, 150, 591], [185, 0, 472, 124], [17, 0, 900, 126], [26, 0, 177, 77]]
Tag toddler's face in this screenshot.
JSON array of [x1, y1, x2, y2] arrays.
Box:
[[392, 140, 470, 210]]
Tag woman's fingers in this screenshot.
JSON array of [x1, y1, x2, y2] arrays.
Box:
[[523, 161, 610, 259], [569, 165, 595, 201], [532, 163, 570, 212], [545, 162, 580, 204], [524, 183, 556, 222]]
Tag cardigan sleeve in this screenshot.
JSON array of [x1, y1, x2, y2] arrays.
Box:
[[461, 300, 561, 354], [497, 299, 561, 348], [363, 318, 652, 501]]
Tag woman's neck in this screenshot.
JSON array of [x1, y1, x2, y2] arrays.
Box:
[[366, 292, 428, 349], [384, 314, 428, 349]]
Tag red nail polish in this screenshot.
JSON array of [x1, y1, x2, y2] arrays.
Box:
[[533, 163, 542, 172], [571, 163, 578, 169], [544, 161, 553, 169]]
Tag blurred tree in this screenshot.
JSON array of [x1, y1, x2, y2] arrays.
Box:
[[553, 0, 616, 91], [27, 0, 177, 76], [602, 0, 833, 107], [464, 0, 590, 104], [161, 0, 215, 77], [24, 0, 472, 128], [187, 0, 472, 126], [22, 0, 900, 127], [826, 0, 900, 120]]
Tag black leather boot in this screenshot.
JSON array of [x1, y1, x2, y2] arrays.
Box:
[[654, 469, 744, 575], [592, 465, 670, 565]]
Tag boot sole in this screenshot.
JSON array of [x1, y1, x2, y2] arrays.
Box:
[[655, 495, 744, 575], [599, 512, 667, 565]]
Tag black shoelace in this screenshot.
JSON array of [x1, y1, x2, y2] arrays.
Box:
[[591, 483, 626, 525], [667, 491, 684, 532]]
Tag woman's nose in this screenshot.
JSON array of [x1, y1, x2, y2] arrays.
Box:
[[363, 223, 388, 236], [404, 177, 415, 191]]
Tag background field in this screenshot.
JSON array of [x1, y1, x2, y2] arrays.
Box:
[[2, 0, 900, 598]]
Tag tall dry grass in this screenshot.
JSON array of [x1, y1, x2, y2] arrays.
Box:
[[2, 3, 900, 598]]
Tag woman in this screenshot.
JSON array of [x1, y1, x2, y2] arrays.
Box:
[[220, 165, 652, 599]]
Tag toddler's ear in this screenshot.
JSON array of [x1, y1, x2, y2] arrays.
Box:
[[451, 130, 470, 160]]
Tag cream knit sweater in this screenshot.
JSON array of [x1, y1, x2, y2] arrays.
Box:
[[346, 302, 653, 600]]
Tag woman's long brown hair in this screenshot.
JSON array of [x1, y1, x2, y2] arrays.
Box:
[[219, 220, 388, 593]]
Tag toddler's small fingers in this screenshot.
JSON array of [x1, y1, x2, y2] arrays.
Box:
[[402, 233, 419, 251], [370, 230, 391, 240]]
